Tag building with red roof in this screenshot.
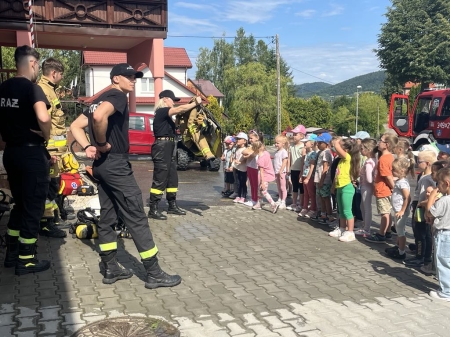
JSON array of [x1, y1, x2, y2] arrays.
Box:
[[79, 48, 197, 113], [187, 79, 224, 107]]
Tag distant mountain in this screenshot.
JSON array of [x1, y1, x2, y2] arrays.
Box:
[[294, 70, 386, 98]]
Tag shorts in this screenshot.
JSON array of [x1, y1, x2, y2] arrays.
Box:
[[316, 183, 331, 197], [376, 196, 392, 215], [291, 170, 304, 194], [225, 171, 234, 184]]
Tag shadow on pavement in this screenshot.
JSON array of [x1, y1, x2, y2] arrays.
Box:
[[368, 259, 437, 293]]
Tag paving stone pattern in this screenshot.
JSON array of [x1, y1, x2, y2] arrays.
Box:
[[1, 201, 449, 336]]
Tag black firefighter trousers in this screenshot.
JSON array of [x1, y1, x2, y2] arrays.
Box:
[[93, 153, 158, 259], [3, 145, 50, 243], [150, 140, 179, 204]]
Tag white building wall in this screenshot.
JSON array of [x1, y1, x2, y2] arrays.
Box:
[[165, 68, 187, 84], [85, 66, 113, 97], [162, 77, 194, 98], [85, 66, 193, 100], [135, 106, 154, 114]]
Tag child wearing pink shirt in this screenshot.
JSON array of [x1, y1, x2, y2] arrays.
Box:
[[252, 141, 279, 213]]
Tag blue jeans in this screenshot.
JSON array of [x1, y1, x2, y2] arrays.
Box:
[[435, 230, 450, 298]]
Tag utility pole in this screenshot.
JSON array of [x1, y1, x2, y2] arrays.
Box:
[[276, 34, 281, 135]]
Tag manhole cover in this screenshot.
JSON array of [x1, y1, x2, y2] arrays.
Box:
[[71, 317, 180, 337]]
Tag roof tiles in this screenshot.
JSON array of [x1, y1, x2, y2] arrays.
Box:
[[83, 47, 192, 68]]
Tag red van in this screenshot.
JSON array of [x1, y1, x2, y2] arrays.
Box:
[[128, 112, 155, 155]]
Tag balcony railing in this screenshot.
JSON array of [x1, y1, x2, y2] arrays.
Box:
[[0, 69, 15, 84]]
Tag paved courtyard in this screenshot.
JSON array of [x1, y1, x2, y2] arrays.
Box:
[[1, 163, 449, 336]]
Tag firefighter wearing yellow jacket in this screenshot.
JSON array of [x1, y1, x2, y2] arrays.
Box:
[[37, 58, 68, 238]]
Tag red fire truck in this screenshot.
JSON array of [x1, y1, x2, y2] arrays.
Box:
[[389, 89, 450, 149]]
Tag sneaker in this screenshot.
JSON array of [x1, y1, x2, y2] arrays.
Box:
[[305, 210, 316, 219], [278, 202, 287, 210], [298, 209, 308, 217], [314, 215, 327, 222], [319, 216, 328, 224], [295, 205, 303, 213], [252, 202, 262, 210], [243, 200, 254, 207], [286, 204, 296, 211], [233, 197, 240, 203], [229, 192, 238, 199], [271, 203, 280, 214], [429, 290, 450, 301], [386, 248, 406, 260], [365, 233, 386, 243], [384, 246, 398, 254], [237, 198, 246, 204], [403, 257, 424, 267], [339, 231, 356, 242], [385, 232, 393, 240], [355, 229, 370, 237], [329, 227, 344, 238], [421, 263, 436, 275]]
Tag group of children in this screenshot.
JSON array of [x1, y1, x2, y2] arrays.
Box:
[[221, 126, 450, 301]]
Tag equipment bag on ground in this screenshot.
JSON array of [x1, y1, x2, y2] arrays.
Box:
[[59, 172, 83, 196], [69, 208, 98, 239]]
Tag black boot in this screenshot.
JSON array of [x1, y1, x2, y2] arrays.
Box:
[[15, 242, 50, 276], [4, 234, 18, 268], [167, 200, 186, 215], [39, 218, 67, 238], [147, 202, 167, 220], [101, 251, 133, 284], [142, 256, 182, 289]]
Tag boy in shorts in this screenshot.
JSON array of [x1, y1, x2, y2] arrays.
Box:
[[314, 133, 335, 225]]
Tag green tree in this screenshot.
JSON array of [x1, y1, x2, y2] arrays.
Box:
[[351, 93, 388, 137], [331, 106, 354, 136], [285, 96, 332, 129], [376, 0, 450, 89], [205, 95, 224, 127]]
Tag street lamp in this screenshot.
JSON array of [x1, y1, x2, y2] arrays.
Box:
[[355, 85, 362, 133]]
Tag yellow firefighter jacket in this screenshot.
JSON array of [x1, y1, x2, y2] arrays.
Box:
[[37, 75, 67, 153]]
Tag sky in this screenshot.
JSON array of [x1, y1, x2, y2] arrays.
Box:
[[164, 0, 392, 85]]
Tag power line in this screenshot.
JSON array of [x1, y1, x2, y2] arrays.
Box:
[[290, 66, 336, 85], [167, 35, 274, 39]]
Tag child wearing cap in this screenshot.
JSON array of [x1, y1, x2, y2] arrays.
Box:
[[287, 125, 306, 212], [221, 136, 235, 197], [232, 132, 249, 203], [314, 133, 335, 225], [298, 134, 318, 218]]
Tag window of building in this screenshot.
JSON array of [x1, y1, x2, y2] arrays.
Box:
[[141, 78, 154, 94]]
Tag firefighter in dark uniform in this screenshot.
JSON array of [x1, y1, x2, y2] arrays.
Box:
[[70, 64, 181, 289], [148, 90, 202, 220], [37, 58, 68, 238], [0, 46, 52, 275]]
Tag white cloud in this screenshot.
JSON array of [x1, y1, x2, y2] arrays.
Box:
[[168, 13, 221, 35], [222, 0, 305, 24], [322, 3, 344, 17], [175, 2, 208, 10], [295, 9, 316, 18], [282, 43, 381, 84]]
